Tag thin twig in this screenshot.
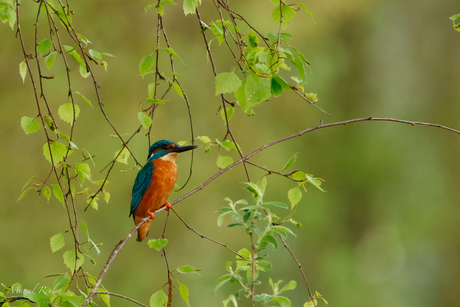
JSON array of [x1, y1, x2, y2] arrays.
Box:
[[279, 235, 317, 307], [169, 207, 244, 258], [81, 216, 151, 307], [95, 292, 148, 307]]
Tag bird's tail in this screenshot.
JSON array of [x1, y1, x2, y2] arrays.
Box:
[[136, 219, 152, 242]]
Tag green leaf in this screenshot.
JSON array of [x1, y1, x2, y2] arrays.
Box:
[[273, 296, 291, 307], [261, 201, 288, 209], [45, 51, 57, 70], [236, 248, 251, 269], [216, 139, 237, 151], [287, 187, 302, 209], [176, 265, 201, 275], [53, 273, 71, 291], [298, 3, 315, 24], [114, 147, 130, 164], [271, 77, 282, 97], [147, 98, 167, 104], [165, 47, 184, 63], [243, 211, 251, 222], [100, 52, 115, 58], [104, 192, 110, 204], [89, 49, 102, 60], [257, 176, 268, 196], [240, 182, 263, 200], [150, 290, 168, 307], [161, 0, 177, 5], [214, 275, 232, 294], [80, 62, 91, 78], [248, 30, 259, 48], [222, 294, 238, 307], [266, 32, 293, 43], [292, 171, 306, 181], [273, 75, 291, 91], [291, 56, 306, 83], [37, 39, 53, 56], [272, 225, 296, 238], [53, 184, 65, 204], [197, 135, 211, 144], [450, 13, 460, 21], [50, 233, 65, 252], [138, 112, 153, 129], [75, 163, 91, 185], [19, 60, 27, 83], [43, 186, 51, 203], [272, 4, 297, 30], [217, 210, 237, 227], [183, 0, 200, 15], [57, 5, 72, 27], [148, 239, 169, 251], [16, 187, 34, 203], [172, 82, 185, 100], [253, 294, 273, 304], [220, 106, 234, 122], [98, 286, 111, 307], [75, 91, 93, 107], [58, 102, 80, 124], [80, 220, 90, 238], [291, 46, 310, 66], [179, 283, 189, 306], [244, 72, 271, 106], [0, 2, 16, 30], [216, 155, 234, 169], [63, 250, 84, 273], [262, 234, 278, 249], [23, 288, 51, 307], [215, 71, 242, 95], [279, 280, 297, 294], [63, 45, 86, 67], [145, 3, 156, 13], [282, 153, 298, 171], [139, 55, 155, 77], [43, 141, 68, 165], [306, 174, 325, 192], [227, 222, 243, 227], [78, 33, 92, 46], [20, 116, 40, 135]]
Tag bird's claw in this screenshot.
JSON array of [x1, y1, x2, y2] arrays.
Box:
[[147, 212, 155, 219], [164, 202, 172, 211]]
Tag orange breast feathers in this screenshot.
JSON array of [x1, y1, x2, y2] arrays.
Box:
[[134, 158, 177, 241]]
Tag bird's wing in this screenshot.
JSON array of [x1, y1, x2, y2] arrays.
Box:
[[130, 163, 154, 217]]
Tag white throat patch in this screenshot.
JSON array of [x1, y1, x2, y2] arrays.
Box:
[[160, 152, 178, 163]]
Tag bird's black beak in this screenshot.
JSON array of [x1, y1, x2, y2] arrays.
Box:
[[171, 144, 197, 153]]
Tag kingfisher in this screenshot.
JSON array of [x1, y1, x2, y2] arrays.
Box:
[[129, 139, 197, 242]]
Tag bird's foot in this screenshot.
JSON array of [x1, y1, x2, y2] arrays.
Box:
[[147, 212, 155, 219], [164, 202, 172, 211]]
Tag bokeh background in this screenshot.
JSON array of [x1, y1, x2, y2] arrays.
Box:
[[1, 0, 459, 306]]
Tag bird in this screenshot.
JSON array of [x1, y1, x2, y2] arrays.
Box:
[[129, 139, 197, 242]]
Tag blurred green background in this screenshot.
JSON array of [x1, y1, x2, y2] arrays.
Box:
[[1, 0, 460, 306]]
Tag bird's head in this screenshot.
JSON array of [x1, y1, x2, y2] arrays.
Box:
[[148, 139, 197, 161]]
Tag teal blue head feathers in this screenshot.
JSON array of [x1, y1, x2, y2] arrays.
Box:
[[147, 139, 197, 160]]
